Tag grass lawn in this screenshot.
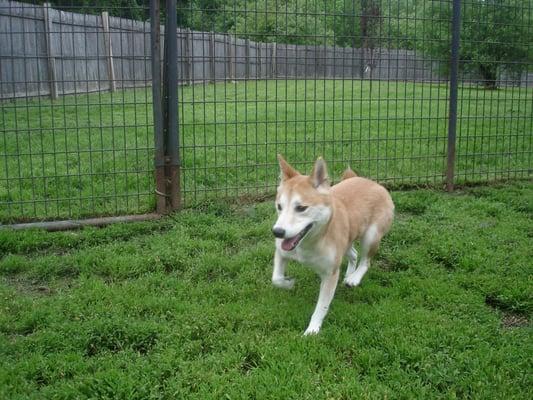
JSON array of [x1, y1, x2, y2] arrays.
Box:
[[1, 80, 532, 222], [0, 182, 531, 399]]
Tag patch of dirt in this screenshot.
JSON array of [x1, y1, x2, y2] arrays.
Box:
[[1, 276, 73, 297], [501, 313, 529, 329], [485, 293, 530, 329]]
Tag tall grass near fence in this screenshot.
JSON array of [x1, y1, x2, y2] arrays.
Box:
[[1, 88, 155, 222], [1, 80, 531, 222]]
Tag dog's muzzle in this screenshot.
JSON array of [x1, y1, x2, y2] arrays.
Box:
[[279, 223, 313, 251], [272, 227, 286, 238]]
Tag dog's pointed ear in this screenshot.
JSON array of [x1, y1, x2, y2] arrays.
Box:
[[277, 154, 299, 181], [310, 157, 329, 188]]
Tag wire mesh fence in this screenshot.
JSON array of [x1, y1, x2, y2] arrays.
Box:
[[1, 1, 155, 222], [1, 0, 532, 223]]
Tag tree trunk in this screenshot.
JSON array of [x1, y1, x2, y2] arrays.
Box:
[[479, 64, 498, 89]]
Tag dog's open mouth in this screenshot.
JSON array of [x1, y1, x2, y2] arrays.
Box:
[[281, 223, 313, 251]]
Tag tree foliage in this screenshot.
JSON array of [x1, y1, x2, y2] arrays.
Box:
[[421, 0, 532, 89], [44, 0, 149, 21]]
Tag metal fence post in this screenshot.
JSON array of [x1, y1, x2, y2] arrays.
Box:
[[163, 0, 180, 211], [446, 0, 461, 192], [150, 0, 180, 213], [150, 0, 166, 214]]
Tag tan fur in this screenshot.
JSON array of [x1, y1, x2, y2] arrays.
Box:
[[341, 168, 358, 180], [277, 154, 299, 180], [276, 162, 393, 263], [272, 155, 394, 334], [331, 176, 394, 247]]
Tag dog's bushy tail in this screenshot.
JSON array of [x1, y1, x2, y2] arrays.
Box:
[[341, 167, 358, 180]]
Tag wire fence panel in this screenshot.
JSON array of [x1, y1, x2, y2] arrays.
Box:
[[176, 0, 532, 206], [1, 1, 155, 222], [454, 0, 533, 184], [1, 1, 532, 222], [177, 1, 447, 205]]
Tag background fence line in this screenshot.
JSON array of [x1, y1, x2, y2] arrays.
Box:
[[1, 0, 531, 224], [3, 1, 531, 101]]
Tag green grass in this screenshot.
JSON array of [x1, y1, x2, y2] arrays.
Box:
[[1, 182, 531, 399], [1, 80, 532, 222]]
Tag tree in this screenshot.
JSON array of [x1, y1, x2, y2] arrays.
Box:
[[422, 0, 531, 89], [44, 0, 148, 20], [359, 0, 382, 78], [220, 0, 336, 46]]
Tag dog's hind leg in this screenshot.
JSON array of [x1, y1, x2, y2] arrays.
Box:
[[272, 250, 295, 290], [345, 224, 380, 287], [342, 246, 358, 285]]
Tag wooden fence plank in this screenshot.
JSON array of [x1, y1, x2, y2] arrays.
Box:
[[101, 11, 116, 92], [43, 3, 57, 99]]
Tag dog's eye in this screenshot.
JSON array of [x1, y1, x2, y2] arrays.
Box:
[[277, 204, 282, 211], [295, 205, 308, 212]]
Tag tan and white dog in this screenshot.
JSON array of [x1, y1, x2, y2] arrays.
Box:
[[272, 155, 394, 335]]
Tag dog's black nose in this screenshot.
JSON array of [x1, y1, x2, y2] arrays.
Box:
[[272, 227, 286, 238]]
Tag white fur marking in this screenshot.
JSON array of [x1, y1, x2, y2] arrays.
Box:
[[304, 269, 339, 335], [343, 246, 358, 283], [345, 224, 378, 287], [272, 250, 294, 290]]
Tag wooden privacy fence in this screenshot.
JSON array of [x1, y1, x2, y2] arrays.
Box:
[[0, 1, 449, 101], [0, 1, 151, 99], [3, 1, 532, 101]]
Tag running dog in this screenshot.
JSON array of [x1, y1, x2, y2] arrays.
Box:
[[272, 155, 394, 335]]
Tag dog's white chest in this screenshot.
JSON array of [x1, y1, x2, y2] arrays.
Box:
[[290, 244, 337, 276]]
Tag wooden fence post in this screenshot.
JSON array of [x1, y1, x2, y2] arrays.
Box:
[[43, 3, 58, 99], [184, 28, 189, 84], [257, 43, 262, 79], [101, 11, 116, 92], [271, 42, 276, 78], [245, 38, 250, 79], [185, 28, 193, 85], [209, 31, 215, 83], [226, 34, 234, 81]]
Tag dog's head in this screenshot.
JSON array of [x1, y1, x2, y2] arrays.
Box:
[[272, 155, 332, 252]]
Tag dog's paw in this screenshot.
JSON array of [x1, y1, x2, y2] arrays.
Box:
[[272, 277, 295, 290], [303, 326, 320, 336], [343, 273, 362, 287]]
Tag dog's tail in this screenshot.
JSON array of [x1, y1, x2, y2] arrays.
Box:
[[341, 167, 358, 180]]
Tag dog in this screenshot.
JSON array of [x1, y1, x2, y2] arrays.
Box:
[[272, 155, 394, 335]]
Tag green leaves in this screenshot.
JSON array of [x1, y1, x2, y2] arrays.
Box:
[[421, 0, 531, 88]]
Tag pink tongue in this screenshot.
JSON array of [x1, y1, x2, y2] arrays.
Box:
[[281, 235, 300, 251]]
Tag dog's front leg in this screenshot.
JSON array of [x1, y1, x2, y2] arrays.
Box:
[[272, 250, 294, 290], [304, 268, 340, 335]]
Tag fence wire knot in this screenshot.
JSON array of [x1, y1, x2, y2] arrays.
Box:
[[155, 189, 170, 198]]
